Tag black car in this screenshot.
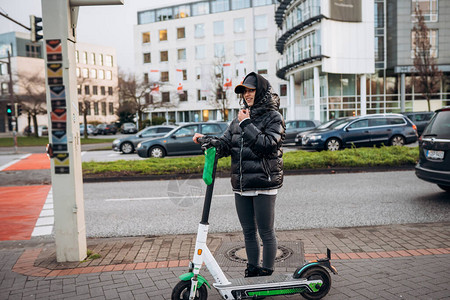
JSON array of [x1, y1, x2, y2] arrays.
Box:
[[94, 123, 117, 135], [300, 114, 418, 151], [415, 107, 450, 193], [284, 119, 321, 144], [120, 122, 138, 134], [112, 125, 176, 154], [402, 111, 434, 136], [136, 122, 228, 158], [295, 119, 342, 146]]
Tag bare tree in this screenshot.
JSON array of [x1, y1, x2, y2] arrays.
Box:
[[207, 57, 233, 121], [77, 77, 105, 138], [412, 8, 443, 111], [16, 72, 47, 137]]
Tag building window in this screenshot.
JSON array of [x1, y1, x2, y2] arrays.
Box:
[[143, 52, 151, 63], [159, 29, 168, 41], [177, 27, 185, 39], [280, 84, 287, 97], [214, 43, 225, 58], [101, 86, 106, 95], [77, 85, 82, 95], [156, 7, 173, 21], [160, 50, 169, 62], [144, 73, 149, 83], [84, 85, 90, 95], [211, 0, 230, 13], [255, 14, 268, 30], [161, 71, 169, 82], [94, 102, 99, 115], [253, 0, 273, 7], [86, 102, 91, 115], [179, 90, 188, 101], [82, 52, 87, 64], [101, 102, 107, 116], [76, 67, 80, 77], [138, 10, 155, 24], [174, 5, 190, 18], [106, 71, 112, 80], [82, 68, 89, 78], [411, 0, 438, 22], [1, 82, 8, 95], [196, 67, 201, 80], [231, 0, 250, 10], [194, 23, 205, 38], [177, 48, 186, 60], [79, 102, 84, 115], [90, 53, 96, 65], [105, 55, 113, 67], [182, 69, 187, 80], [144, 93, 152, 104], [25, 44, 41, 58], [109, 103, 114, 115], [93, 85, 98, 95], [98, 54, 104, 66], [142, 32, 150, 43], [234, 40, 246, 56], [213, 20, 225, 35], [256, 61, 268, 74], [234, 18, 245, 33], [197, 90, 207, 101], [162, 91, 170, 102], [411, 29, 438, 58], [108, 86, 113, 95], [99, 69, 105, 79], [255, 38, 268, 53], [196, 45, 206, 59], [75, 51, 79, 63], [90, 69, 97, 79], [192, 2, 209, 16]]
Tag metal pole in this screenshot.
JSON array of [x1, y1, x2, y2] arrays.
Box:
[[7, 50, 18, 153]]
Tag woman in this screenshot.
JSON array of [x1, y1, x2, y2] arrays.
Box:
[[193, 72, 285, 277]]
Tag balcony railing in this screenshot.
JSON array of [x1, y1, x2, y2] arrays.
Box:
[[276, 45, 324, 79]]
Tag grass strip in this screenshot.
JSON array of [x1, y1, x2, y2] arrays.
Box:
[[82, 146, 418, 177], [0, 137, 114, 147]]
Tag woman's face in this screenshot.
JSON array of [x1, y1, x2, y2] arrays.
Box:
[[243, 88, 256, 107]]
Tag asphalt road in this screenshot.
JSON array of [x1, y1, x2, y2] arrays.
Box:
[[83, 171, 450, 237]]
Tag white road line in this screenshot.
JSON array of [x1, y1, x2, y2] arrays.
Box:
[[104, 194, 235, 202], [0, 154, 31, 171], [81, 151, 87, 156], [32, 187, 54, 237]]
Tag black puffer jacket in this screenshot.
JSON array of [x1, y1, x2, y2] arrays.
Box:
[[217, 72, 285, 192]]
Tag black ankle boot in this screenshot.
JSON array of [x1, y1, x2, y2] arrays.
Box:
[[258, 267, 273, 276], [245, 264, 260, 277]]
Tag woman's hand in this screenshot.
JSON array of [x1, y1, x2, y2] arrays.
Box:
[[193, 133, 204, 144], [238, 109, 250, 122]]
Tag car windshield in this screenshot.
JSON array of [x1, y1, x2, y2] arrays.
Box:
[[422, 110, 450, 138], [317, 120, 335, 129], [328, 118, 352, 129]]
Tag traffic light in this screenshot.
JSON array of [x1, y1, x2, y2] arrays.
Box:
[[15, 104, 22, 116], [6, 104, 12, 117], [30, 15, 43, 43]]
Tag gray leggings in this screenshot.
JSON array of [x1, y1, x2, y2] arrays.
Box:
[[234, 193, 277, 269]]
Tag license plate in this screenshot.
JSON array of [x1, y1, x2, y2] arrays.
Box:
[[426, 150, 444, 160]]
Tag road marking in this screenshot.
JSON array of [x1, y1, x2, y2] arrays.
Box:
[[0, 154, 31, 171], [104, 194, 235, 202], [81, 151, 87, 156], [32, 188, 54, 237]]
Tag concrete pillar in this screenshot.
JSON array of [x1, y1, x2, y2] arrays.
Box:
[[289, 74, 295, 120], [313, 67, 320, 121], [360, 74, 367, 116], [400, 73, 406, 112]]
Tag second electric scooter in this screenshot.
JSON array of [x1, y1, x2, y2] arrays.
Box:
[[172, 138, 337, 300]]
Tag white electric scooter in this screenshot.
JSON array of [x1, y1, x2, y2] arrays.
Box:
[[171, 139, 337, 300]]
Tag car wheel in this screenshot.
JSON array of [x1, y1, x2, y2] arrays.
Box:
[[149, 146, 165, 158], [390, 135, 405, 146], [325, 138, 341, 151], [437, 184, 450, 193], [120, 142, 134, 154]]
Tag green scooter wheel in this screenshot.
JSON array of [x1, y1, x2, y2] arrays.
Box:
[[172, 280, 208, 300], [300, 267, 331, 300]]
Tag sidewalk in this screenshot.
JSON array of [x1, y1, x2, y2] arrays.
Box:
[[1, 222, 449, 299]]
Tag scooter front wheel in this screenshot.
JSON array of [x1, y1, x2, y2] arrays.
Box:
[[172, 280, 208, 300], [300, 267, 331, 300]]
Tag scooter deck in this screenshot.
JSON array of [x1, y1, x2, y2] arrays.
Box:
[[214, 274, 320, 298]]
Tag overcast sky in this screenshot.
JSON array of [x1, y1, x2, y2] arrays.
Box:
[[0, 0, 191, 73]]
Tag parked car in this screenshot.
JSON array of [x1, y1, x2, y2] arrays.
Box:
[[415, 107, 450, 193], [80, 124, 95, 136], [402, 111, 434, 136], [23, 125, 48, 136], [112, 125, 176, 154], [300, 114, 418, 151], [120, 122, 138, 134], [136, 122, 228, 158], [295, 119, 344, 146], [284, 119, 321, 144], [94, 123, 117, 135]]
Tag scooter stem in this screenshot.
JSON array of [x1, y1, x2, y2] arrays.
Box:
[[200, 156, 218, 225]]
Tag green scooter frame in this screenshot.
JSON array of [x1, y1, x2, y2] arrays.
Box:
[[171, 143, 337, 300]]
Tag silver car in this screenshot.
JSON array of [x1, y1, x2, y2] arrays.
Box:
[[112, 125, 176, 154]]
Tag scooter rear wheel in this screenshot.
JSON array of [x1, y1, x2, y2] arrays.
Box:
[[300, 267, 331, 300], [172, 280, 208, 300]]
